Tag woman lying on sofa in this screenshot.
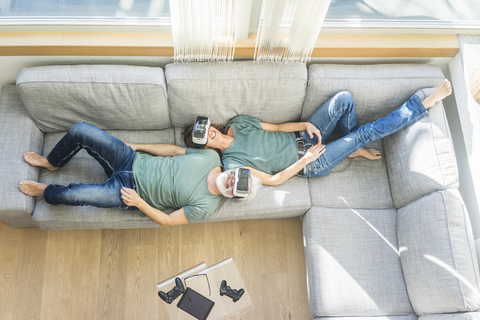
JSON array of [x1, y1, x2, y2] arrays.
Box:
[[183, 80, 452, 187], [18, 122, 261, 227]]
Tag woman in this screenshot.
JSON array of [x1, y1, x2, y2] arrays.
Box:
[[183, 80, 452, 187]]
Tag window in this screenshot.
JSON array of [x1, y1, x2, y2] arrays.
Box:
[[323, 0, 480, 29], [0, 0, 170, 19], [1, 0, 479, 33]]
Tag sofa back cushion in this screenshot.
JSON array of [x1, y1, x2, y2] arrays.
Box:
[[385, 88, 458, 208], [397, 189, 480, 315], [302, 64, 445, 126], [16, 65, 169, 132], [165, 61, 307, 127]]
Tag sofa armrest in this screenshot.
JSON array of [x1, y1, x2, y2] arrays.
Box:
[[384, 88, 459, 208], [0, 85, 43, 227]]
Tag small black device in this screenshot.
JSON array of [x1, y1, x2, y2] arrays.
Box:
[[177, 287, 215, 320], [192, 116, 211, 147], [233, 168, 251, 198], [158, 277, 185, 304], [219, 280, 244, 302]]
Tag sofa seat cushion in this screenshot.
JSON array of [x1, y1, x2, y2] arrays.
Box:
[[165, 61, 307, 128], [207, 177, 311, 222], [174, 127, 312, 221], [397, 189, 480, 315], [308, 139, 394, 209], [33, 129, 175, 229], [16, 65, 170, 132], [303, 207, 414, 318], [385, 89, 458, 208]]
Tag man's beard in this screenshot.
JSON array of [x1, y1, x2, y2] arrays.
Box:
[[215, 170, 234, 198]]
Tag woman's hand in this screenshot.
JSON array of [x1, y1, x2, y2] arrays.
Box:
[[121, 187, 143, 207], [303, 144, 326, 164], [305, 122, 322, 143]]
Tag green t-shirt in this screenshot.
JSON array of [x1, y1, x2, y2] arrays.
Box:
[[132, 148, 222, 223], [222, 115, 298, 175]]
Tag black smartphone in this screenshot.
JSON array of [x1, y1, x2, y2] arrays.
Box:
[[177, 287, 215, 320]]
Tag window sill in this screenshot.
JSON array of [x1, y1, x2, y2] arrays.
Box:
[[0, 32, 459, 58]]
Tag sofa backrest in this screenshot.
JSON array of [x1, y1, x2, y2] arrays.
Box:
[[302, 64, 446, 125], [165, 61, 307, 127], [16, 65, 170, 132]]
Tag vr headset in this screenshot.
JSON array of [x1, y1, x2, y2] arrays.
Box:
[[192, 116, 211, 148], [233, 168, 251, 198]]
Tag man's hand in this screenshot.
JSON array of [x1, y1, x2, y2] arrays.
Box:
[[303, 144, 326, 164], [121, 187, 143, 207], [305, 122, 322, 143], [124, 142, 138, 151]]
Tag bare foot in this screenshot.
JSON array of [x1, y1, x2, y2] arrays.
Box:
[[422, 79, 452, 109], [348, 148, 382, 160], [24, 152, 58, 171], [19, 180, 48, 196]]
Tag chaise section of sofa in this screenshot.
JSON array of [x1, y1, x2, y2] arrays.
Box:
[[301, 64, 480, 319]]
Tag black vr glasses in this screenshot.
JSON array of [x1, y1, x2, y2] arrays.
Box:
[[192, 116, 211, 147]]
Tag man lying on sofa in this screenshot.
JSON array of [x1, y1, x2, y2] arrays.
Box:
[[18, 122, 260, 227]]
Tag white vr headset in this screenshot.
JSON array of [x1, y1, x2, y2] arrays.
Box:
[[233, 168, 251, 198], [192, 116, 211, 148]]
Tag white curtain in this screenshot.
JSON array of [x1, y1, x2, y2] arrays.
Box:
[[254, 0, 331, 63], [170, 0, 239, 63]]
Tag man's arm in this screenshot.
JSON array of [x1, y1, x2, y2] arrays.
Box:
[[124, 142, 186, 157], [121, 188, 190, 227], [260, 122, 322, 142], [245, 143, 326, 186]]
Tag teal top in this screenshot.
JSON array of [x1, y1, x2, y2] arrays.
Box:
[[222, 115, 298, 175], [132, 148, 222, 223]]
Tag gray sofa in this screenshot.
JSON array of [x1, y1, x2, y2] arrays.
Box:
[[1, 62, 479, 319]]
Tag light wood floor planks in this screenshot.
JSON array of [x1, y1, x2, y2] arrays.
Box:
[[0, 218, 310, 320]]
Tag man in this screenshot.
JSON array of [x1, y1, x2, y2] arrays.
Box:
[[19, 122, 259, 227]]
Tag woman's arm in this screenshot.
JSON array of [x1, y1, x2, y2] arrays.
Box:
[[260, 122, 322, 142], [124, 142, 186, 157], [245, 144, 326, 186], [121, 187, 190, 227]]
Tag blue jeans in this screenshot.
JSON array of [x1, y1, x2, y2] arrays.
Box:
[[299, 91, 428, 178], [44, 122, 137, 210]]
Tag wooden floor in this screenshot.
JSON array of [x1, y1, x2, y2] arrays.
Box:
[[0, 218, 310, 320]]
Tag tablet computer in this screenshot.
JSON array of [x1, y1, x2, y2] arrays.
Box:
[[177, 287, 215, 320]]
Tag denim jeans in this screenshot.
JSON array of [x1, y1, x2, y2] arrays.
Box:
[[44, 122, 137, 209], [299, 92, 428, 178]]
